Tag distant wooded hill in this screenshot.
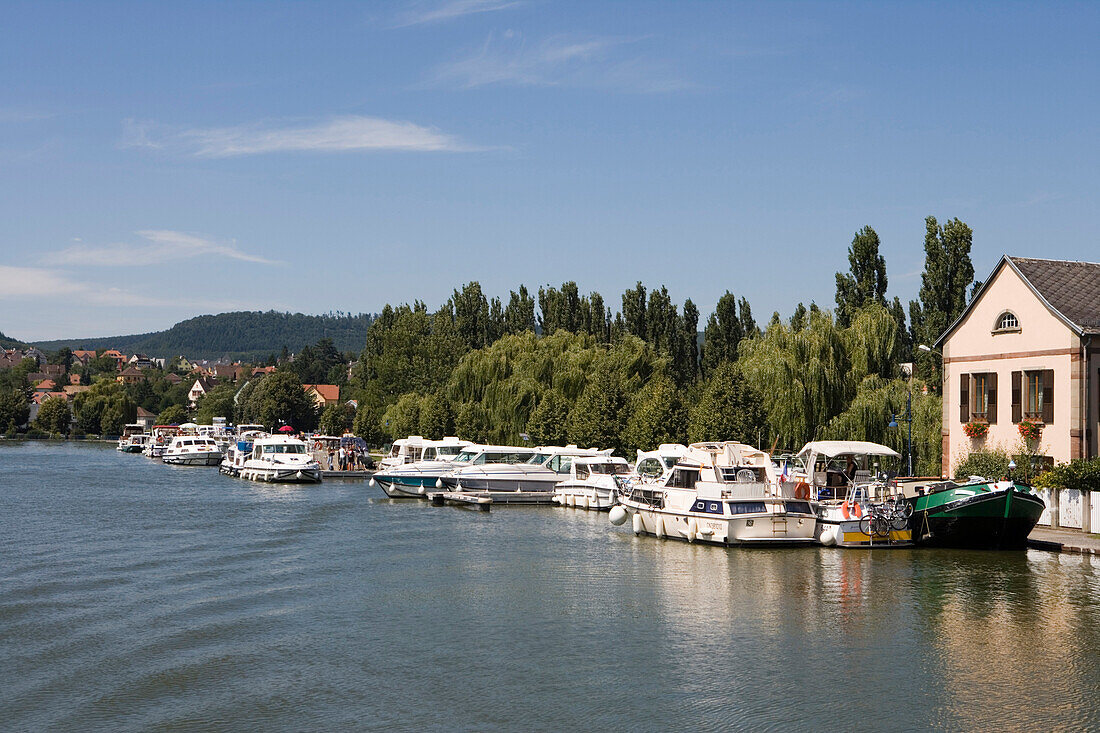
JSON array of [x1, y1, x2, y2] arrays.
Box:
[[33, 311, 375, 361], [0, 330, 30, 350]]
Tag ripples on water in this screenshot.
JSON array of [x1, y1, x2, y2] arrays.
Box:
[[2, 441, 1099, 731]]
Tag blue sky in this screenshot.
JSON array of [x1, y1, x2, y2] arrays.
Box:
[[2, 1, 1097, 341]]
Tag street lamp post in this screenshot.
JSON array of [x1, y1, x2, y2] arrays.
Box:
[[890, 362, 915, 476]]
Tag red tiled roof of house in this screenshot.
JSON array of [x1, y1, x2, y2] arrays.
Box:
[[304, 384, 340, 402]]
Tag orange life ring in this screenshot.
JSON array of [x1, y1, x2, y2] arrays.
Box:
[[314, 441, 323, 450], [852, 502, 863, 519], [794, 482, 811, 500], [841, 499, 850, 520]]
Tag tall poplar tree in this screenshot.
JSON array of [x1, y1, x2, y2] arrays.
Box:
[[908, 216, 975, 385], [834, 225, 888, 327], [700, 291, 743, 375]]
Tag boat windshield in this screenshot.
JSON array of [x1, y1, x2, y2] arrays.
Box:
[[526, 454, 551, 465], [436, 446, 463, 457], [263, 444, 306, 454], [453, 451, 476, 463], [589, 462, 630, 475]]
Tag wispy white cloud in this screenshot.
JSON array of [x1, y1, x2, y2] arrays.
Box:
[[122, 115, 475, 157], [428, 31, 690, 92], [393, 0, 521, 27], [0, 265, 84, 299], [0, 265, 191, 307], [53, 230, 280, 267]]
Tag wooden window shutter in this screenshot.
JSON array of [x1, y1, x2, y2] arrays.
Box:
[[987, 373, 997, 424], [1011, 371, 1021, 423], [1042, 369, 1054, 423], [960, 374, 970, 423]]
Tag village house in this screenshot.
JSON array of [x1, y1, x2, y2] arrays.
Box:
[[189, 377, 216, 406], [165, 372, 183, 385], [117, 366, 146, 385], [213, 364, 240, 381], [101, 350, 127, 370], [135, 406, 156, 431], [303, 384, 340, 409], [937, 256, 1100, 477], [252, 365, 277, 376], [72, 349, 97, 366], [128, 353, 157, 369]]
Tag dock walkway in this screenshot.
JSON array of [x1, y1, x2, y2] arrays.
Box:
[[1028, 527, 1100, 555]]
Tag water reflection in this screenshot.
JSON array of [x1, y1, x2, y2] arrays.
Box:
[[5, 442, 1100, 732]]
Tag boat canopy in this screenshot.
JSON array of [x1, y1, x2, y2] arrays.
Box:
[[796, 441, 900, 459]]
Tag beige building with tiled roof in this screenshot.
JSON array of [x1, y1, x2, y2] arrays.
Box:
[[937, 255, 1100, 476]]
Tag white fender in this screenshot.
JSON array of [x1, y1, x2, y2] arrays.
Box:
[[632, 512, 644, 535], [417, 485, 426, 495], [436, 478, 443, 489], [581, 495, 590, 510], [654, 515, 665, 539], [609, 506, 628, 526], [687, 517, 697, 542], [819, 526, 837, 546]]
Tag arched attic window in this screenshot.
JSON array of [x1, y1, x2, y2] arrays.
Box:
[[993, 311, 1020, 333]]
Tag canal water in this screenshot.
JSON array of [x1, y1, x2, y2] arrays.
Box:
[[3, 441, 1099, 731]]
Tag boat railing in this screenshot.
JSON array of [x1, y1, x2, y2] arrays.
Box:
[[621, 480, 665, 509]]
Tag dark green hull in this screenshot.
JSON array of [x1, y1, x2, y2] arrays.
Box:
[[910, 483, 1046, 550]]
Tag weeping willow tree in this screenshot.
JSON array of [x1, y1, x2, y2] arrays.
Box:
[[443, 331, 660, 446], [843, 304, 900, 379], [738, 309, 852, 447], [821, 376, 942, 476], [739, 303, 917, 451]]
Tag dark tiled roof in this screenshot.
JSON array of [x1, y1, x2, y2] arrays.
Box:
[[1010, 256, 1100, 333]]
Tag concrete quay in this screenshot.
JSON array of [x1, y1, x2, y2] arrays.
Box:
[[1028, 527, 1100, 555]]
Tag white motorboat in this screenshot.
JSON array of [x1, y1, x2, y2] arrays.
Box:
[[553, 456, 631, 510], [143, 425, 180, 458], [117, 423, 149, 453], [378, 436, 471, 471], [790, 441, 912, 547], [371, 443, 535, 498], [162, 435, 223, 466], [220, 429, 267, 477], [610, 441, 817, 546], [226, 434, 322, 483], [632, 443, 689, 480], [438, 445, 612, 493]]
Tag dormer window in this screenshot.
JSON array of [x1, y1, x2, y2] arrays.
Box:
[[993, 311, 1020, 333]]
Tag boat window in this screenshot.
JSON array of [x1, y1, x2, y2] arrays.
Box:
[[728, 501, 767, 515], [576, 464, 590, 480], [667, 468, 698, 489], [590, 462, 630, 475], [636, 458, 663, 477], [437, 446, 462, 457], [453, 451, 475, 463], [388, 444, 401, 457], [423, 447, 436, 460], [526, 454, 551, 465], [262, 444, 306, 454], [662, 457, 680, 469], [691, 500, 725, 514], [785, 501, 813, 515], [718, 466, 763, 483], [555, 456, 573, 474]]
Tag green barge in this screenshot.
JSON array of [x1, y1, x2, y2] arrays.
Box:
[[909, 479, 1046, 549]]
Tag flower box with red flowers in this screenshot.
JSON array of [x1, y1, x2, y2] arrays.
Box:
[[1018, 418, 1043, 442], [963, 421, 989, 439]]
